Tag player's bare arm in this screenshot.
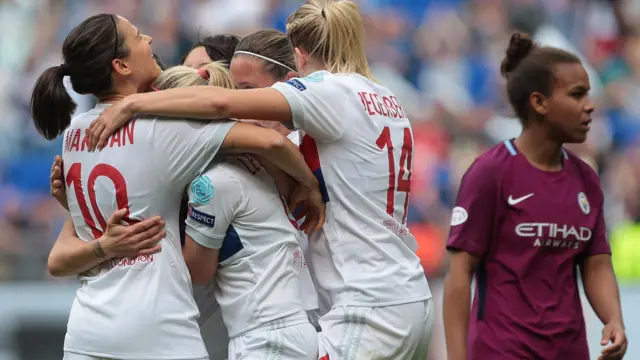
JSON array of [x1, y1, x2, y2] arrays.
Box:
[[49, 211, 165, 277], [183, 234, 220, 285], [88, 86, 291, 150], [48, 156, 167, 277], [219, 122, 324, 234], [581, 254, 627, 360], [443, 250, 479, 360], [50, 155, 68, 211]]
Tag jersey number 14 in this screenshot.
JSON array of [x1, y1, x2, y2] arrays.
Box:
[[376, 127, 413, 224]]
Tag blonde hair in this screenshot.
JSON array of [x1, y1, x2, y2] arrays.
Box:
[[286, 0, 373, 79], [153, 61, 235, 90]]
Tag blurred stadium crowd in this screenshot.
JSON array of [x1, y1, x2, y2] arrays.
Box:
[[1, 0, 640, 285]]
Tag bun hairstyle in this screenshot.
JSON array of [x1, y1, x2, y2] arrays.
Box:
[[500, 33, 536, 78], [152, 61, 235, 91], [500, 32, 582, 122]]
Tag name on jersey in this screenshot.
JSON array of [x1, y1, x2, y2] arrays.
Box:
[[357, 92, 407, 119], [64, 120, 136, 153], [516, 222, 592, 249], [188, 207, 216, 227]]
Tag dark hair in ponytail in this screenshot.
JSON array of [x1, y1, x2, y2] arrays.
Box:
[[30, 13, 129, 140], [30, 66, 77, 140], [500, 32, 581, 123]]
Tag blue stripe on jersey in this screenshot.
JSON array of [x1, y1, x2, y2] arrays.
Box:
[[504, 140, 517, 156], [562, 148, 568, 159], [219, 225, 243, 262]]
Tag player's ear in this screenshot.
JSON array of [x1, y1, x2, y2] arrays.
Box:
[[284, 71, 299, 81], [529, 92, 548, 116], [112, 58, 132, 76]]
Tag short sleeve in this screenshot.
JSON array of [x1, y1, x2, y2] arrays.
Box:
[[153, 119, 236, 188], [446, 158, 500, 259], [185, 168, 242, 249], [271, 71, 345, 143], [584, 207, 612, 257]]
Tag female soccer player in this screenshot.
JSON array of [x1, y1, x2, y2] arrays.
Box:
[[231, 29, 300, 143], [230, 28, 328, 324], [86, 1, 434, 358], [30, 13, 323, 360], [443, 33, 627, 360], [181, 34, 241, 68], [49, 62, 319, 360]]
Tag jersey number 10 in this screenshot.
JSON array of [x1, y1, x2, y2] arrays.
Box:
[[67, 162, 134, 239], [376, 127, 413, 224]]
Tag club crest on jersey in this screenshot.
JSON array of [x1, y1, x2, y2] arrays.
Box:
[[578, 192, 590, 215], [305, 72, 324, 82], [450, 206, 468, 226], [285, 79, 307, 91], [191, 175, 214, 205]]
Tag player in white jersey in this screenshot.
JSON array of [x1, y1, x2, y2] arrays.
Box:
[[230, 29, 324, 321], [85, 1, 434, 359], [152, 64, 318, 359], [183, 157, 318, 360], [31, 14, 323, 360]]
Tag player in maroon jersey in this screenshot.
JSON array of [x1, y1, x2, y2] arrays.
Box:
[[443, 33, 627, 360]]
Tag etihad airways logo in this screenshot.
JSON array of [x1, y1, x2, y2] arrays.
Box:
[[516, 223, 592, 249]]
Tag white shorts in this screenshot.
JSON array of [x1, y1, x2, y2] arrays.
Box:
[[63, 352, 208, 360], [228, 322, 318, 360], [317, 299, 434, 360]]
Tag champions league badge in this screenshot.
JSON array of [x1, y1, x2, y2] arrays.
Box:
[[191, 175, 214, 205], [578, 192, 590, 215]]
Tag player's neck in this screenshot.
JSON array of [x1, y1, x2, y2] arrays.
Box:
[[97, 83, 142, 104], [514, 131, 564, 172]]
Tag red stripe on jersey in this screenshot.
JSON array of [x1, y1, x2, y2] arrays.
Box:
[[300, 134, 329, 203], [300, 134, 321, 172]]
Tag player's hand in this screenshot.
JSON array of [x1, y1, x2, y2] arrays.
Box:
[[99, 209, 165, 258], [87, 98, 135, 151], [50, 155, 68, 211], [288, 184, 325, 235], [599, 322, 627, 360]]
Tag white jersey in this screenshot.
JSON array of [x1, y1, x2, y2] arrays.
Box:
[[185, 157, 317, 337], [272, 71, 431, 308], [62, 103, 235, 359], [287, 130, 302, 147]]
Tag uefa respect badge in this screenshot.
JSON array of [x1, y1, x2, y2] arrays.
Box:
[[191, 175, 214, 205]]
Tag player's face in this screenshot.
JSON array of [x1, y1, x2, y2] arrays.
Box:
[[229, 56, 291, 136], [546, 63, 594, 143], [115, 16, 161, 92], [183, 46, 213, 69], [230, 55, 281, 89]]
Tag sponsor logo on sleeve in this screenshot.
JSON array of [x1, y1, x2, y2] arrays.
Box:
[[285, 79, 307, 91], [190, 175, 214, 205], [450, 206, 468, 226], [188, 207, 216, 227]]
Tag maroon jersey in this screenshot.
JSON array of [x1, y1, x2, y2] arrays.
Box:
[[447, 139, 611, 360]]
